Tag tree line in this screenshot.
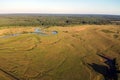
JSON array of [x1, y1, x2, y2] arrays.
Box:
[[0, 14, 120, 27]]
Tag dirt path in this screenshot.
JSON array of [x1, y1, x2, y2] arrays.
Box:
[[0, 68, 20, 80]]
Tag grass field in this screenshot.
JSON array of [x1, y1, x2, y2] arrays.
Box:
[[0, 25, 120, 80]]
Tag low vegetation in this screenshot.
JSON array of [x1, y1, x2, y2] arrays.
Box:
[[101, 29, 115, 33], [0, 25, 120, 80], [0, 14, 120, 80], [0, 14, 120, 27]]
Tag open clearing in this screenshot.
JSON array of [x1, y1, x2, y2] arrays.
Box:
[[0, 25, 120, 80]]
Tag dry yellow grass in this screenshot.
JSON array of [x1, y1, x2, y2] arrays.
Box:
[[0, 27, 36, 36], [0, 25, 120, 80]]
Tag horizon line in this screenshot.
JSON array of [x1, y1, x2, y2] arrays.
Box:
[[0, 13, 120, 16]]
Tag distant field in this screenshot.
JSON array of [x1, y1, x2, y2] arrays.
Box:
[[0, 25, 120, 80]]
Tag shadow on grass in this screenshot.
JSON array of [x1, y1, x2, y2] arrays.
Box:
[[88, 54, 120, 80]]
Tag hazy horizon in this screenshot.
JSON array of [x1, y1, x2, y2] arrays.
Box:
[[0, 0, 120, 15]]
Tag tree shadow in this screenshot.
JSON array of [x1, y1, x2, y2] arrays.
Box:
[[88, 54, 120, 80]]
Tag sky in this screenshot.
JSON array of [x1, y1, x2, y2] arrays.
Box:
[[0, 0, 120, 15]]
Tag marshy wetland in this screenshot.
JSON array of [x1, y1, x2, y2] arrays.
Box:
[[0, 15, 120, 80]]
